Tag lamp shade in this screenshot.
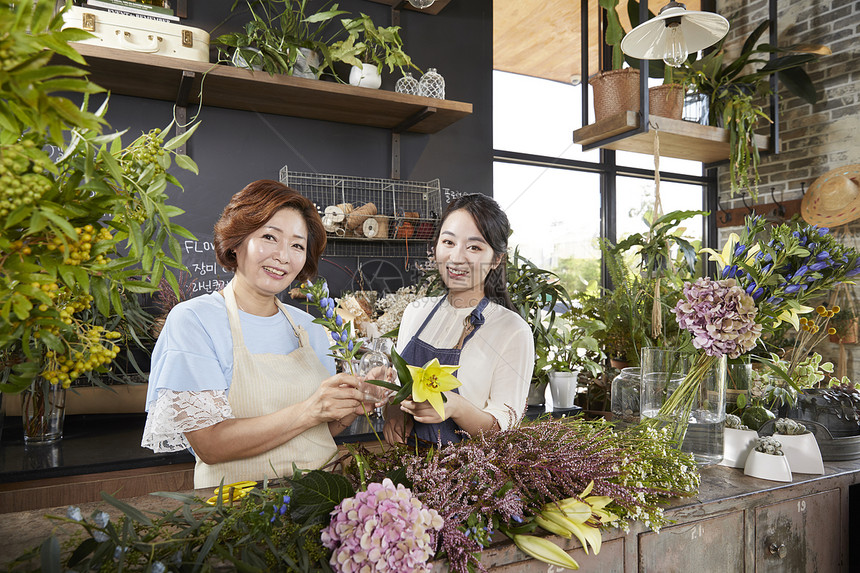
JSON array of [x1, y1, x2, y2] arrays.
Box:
[[620, 4, 729, 61]]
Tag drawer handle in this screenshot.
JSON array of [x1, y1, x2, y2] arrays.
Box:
[[768, 542, 787, 559]]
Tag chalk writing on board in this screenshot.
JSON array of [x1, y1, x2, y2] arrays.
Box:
[[443, 188, 466, 204], [181, 236, 233, 296]]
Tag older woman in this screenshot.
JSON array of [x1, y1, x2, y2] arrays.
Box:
[[142, 180, 377, 488]]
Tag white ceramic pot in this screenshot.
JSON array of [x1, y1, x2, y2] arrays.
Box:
[[349, 63, 382, 89], [776, 432, 824, 475], [743, 449, 792, 482], [549, 371, 579, 410], [721, 427, 759, 468]]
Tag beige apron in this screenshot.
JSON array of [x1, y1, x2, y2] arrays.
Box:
[[194, 281, 338, 488]]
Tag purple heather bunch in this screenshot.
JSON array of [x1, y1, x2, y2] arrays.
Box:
[[673, 277, 762, 359], [321, 478, 443, 573]]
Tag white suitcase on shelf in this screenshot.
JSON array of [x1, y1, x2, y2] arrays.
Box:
[[61, 6, 210, 63]]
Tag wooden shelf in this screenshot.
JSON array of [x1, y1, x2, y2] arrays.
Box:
[[63, 44, 472, 134], [366, 0, 452, 16], [573, 111, 771, 164]]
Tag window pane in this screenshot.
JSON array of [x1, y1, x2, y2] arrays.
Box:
[[616, 176, 705, 275], [494, 162, 601, 294], [493, 71, 599, 162]]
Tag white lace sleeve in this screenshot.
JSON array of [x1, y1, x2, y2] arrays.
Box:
[[141, 389, 234, 453]]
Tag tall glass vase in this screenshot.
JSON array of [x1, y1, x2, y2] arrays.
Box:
[[21, 378, 66, 444], [642, 351, 727, 466]]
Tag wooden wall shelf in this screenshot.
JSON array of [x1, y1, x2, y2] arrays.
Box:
[[63, 44, 472, 134], [573, 111, 771, 165], [366, 0, 452, 16]]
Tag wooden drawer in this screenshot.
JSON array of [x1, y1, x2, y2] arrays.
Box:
[[638, 511, 745, 571], [754, 489, 842, 573]]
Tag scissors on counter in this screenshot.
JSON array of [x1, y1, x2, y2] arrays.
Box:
[[205, 480, 258, 506]]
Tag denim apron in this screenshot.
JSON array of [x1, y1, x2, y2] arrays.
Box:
[[401, 296, 489, 445]]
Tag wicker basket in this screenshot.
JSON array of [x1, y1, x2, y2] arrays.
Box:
[[649, 83, 684, 119], [588, 68, 640, 121]]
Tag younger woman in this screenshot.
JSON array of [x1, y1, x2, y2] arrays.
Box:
[[383, 193, 534, 445]]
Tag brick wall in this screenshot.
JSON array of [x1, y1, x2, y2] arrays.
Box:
[[716, 0, 860, 379]]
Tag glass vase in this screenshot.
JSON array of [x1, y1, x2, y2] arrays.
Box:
[[726, 356, 752, 415], [611, 367, 641, 426], [639, 348, 689, 421], [418, 68, 445, 99], [21, 378, 66, 444], [395, 72, 420, 96], [358, 338, 392, 417], [642, 351, 727, 466]]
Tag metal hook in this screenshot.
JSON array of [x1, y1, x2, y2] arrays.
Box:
[[770, 187, 786, 218], [717, 200, 732, 225], [800, 181, 806, 197], [740, 192, 755, 215]]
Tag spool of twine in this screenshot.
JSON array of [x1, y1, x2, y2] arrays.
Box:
[[336, 203, 354, 218], [325, 205, 347, 223], [346, 202, 377, 230], [361, 217, 380, 238]]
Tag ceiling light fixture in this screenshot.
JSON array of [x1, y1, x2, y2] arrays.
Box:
[[407, 0, 436, 9], [620, 1, 730, 68]]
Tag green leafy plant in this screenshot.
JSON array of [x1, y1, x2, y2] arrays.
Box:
[[329, 13, 420, 75], [213, 0, 349, 77], [677, 19, 830, 197], [0, 0, 198, 393]]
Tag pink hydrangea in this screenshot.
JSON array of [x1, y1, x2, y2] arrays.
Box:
[[672, 277, 762, 359], [321, 478, 444, 573]]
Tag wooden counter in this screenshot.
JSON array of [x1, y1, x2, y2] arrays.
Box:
[[1, 459, 858, 571]]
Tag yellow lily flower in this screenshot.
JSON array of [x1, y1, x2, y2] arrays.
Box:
[[534, 514, 573, 539], [513, 534, 580, 570], [407, 358, 462, 419], [775, 305, 814, 330], [699, 233, 739, 271]]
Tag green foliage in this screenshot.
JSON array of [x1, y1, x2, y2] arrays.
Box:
[[0, 0, 198, 392], [213, 0, 348, 77], [534, 311, 604, 378], [676, 19, 829, 197], [505, 248, 581, 386], [329, 13, 420, 75]]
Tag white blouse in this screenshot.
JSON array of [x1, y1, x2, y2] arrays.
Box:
[[395, 296, 534, 430]]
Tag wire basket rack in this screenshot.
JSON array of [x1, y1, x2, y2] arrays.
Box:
[[279, 166, 442, 249]]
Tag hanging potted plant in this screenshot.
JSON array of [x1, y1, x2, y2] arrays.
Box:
[[212, 0, 349, 79], [329, 13, 421, 89], [676, 19, 830, 197]]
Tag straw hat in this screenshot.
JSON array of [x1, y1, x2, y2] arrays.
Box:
[[801, 165, 860, 227]]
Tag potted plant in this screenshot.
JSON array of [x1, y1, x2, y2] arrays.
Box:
[[591, 0, 687, 121], [329, 13, 421, 88], [541, 311, 604, 410], [743, 435, 792, 482], [676, 19, 830, 197], [0, 1, 197, 439], [212, 0, 349, 79]]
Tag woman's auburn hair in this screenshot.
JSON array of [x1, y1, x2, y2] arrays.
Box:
[[213, 179, 326, 281]]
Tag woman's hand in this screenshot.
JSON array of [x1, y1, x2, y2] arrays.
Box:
[[306, 373, 370, 423], [383, 403, 413, 444], [399, 392, 464, 424]]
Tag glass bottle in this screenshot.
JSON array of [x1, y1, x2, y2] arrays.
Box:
[[395, 73, 420, 96], [611, 367, 641, 426], [418, 68, 445, 99], [358, 338, 392, 416]]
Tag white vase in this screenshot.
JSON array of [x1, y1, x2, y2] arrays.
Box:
[[776, 432, 824, 475], [721, 427, 759, 468], [743, 449, 792, 482], [349, 63, 382, 89], [548, 371, 578, 409]]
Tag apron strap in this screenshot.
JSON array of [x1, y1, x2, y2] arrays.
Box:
[[413, 296, 448, 338], [223, 281, 247, 347], [275, 297, 308, 348]]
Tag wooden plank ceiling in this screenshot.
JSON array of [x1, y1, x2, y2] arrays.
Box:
[[493, 0, 702, 85]]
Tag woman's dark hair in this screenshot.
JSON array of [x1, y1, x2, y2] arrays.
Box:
[[431, 193, 515, 311], [214, 180, 326, 281]]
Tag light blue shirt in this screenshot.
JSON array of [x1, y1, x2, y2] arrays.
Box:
[[145, 292, 336, 411]]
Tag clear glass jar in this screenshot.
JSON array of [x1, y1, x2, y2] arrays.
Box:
[[395, 72, 420, 96], [418, 68, 445, 99], [611, 367, 641, 425]]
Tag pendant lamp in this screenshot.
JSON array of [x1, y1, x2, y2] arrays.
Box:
[[620, 1, 730, 68]]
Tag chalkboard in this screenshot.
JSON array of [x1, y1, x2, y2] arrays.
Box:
[[180, 234, 233, 297]]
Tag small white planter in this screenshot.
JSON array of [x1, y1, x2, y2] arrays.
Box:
[[721, 427, 759, 468], [548, 371, 579, 409], [349, 63, 382, 89], [744, 449, 792, 482], [775, 432, 825, 474]]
